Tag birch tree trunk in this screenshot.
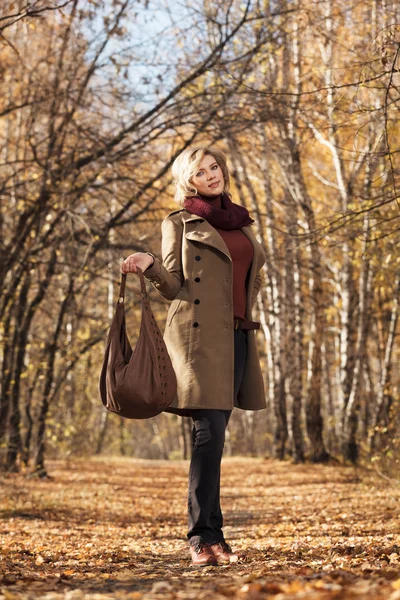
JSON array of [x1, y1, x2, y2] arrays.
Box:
[[277, 139, 328, 462], [151, 420, 169, 460], [283, 190, 305, 462], [228, 139, 288, 458], [308, 0, 357, 439], [370, 275, 400, 452], [342, 214, 374, 462], [95, 410, 109, 456], [257, 133, 284, 454]]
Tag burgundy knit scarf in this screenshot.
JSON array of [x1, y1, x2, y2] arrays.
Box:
[[183, 192, 254, 230]]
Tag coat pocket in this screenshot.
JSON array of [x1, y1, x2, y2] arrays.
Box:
[[167, 299, 182, 326]]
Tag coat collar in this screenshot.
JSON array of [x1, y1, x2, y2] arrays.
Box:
[[179, 209, 264, 266]]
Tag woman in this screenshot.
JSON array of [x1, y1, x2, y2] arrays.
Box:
[[121, 145, 266, 566]]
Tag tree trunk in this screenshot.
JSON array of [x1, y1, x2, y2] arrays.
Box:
[[343, 215, 373, 462], [151, 420, 168, 460], [229, 139, 288, 459], [279, 147, 329, 463], [34, 272, 73, 473], [95, 409, 109, 455], [0, 305, 16, 445], [283, 190, 305, 462], [180, 417, 193, 460], [370, 275, 400, 453], [21, 369, 41, 466], [5, 272, 31, 471], [119, 417, 126, 456]]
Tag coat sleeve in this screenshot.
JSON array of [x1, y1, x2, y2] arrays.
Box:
[[143, 215, 184, 301]]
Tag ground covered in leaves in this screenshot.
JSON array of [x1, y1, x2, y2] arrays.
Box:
[[1, 457, 400, 599]]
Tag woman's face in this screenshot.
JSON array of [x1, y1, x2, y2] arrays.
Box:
[[191, 154, 224, 198]]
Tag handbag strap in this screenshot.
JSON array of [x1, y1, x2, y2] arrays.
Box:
[[118, 268, 148, 304]]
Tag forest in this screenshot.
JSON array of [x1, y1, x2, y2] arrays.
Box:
[[0, 0, 399, 474], [1, 2, 400, 599]]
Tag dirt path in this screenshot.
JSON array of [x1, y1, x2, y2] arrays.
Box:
[[1, 457, 400, 599]]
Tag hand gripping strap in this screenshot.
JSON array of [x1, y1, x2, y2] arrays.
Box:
[[118, 268, 148, 304]]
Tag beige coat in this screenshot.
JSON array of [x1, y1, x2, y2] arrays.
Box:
[[143, 208, 267, 413]]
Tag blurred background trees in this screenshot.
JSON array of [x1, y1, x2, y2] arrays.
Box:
[[0, 0, 399, 475]]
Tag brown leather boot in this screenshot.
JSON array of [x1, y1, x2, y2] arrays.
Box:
[[189, 542, 218, 566], [210, 542, 239, 564]]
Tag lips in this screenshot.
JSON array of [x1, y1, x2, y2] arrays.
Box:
[[209, 181, 220, 188]]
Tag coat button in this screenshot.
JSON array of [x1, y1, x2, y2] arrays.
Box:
[[195, 255, 201, 261], [193, 322, 199, 327], [194, 299, 200, 305], [195, 277, 200, 282]]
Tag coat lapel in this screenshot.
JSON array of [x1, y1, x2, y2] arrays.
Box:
[[183, 214, 231, 260], [182, 212, 265, 270]]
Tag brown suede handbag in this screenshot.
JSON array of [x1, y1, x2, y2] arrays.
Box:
[[99, 268, 177, 419]]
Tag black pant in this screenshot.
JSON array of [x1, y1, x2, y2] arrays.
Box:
[[187, 329, 248, 546]]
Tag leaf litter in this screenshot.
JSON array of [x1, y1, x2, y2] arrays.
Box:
[[1, 457, 400, 599]]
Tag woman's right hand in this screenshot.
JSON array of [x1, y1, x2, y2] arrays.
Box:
[[121, 252, 154, 274]]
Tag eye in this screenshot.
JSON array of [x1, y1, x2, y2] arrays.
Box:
[[212, 165, 218, 170], [196, 171, 204, 177]]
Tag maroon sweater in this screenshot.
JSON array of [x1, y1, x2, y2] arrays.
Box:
[[215, 228, 254, 320]]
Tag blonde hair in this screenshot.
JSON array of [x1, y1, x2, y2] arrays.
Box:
[[172, 145, 231, 206]]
